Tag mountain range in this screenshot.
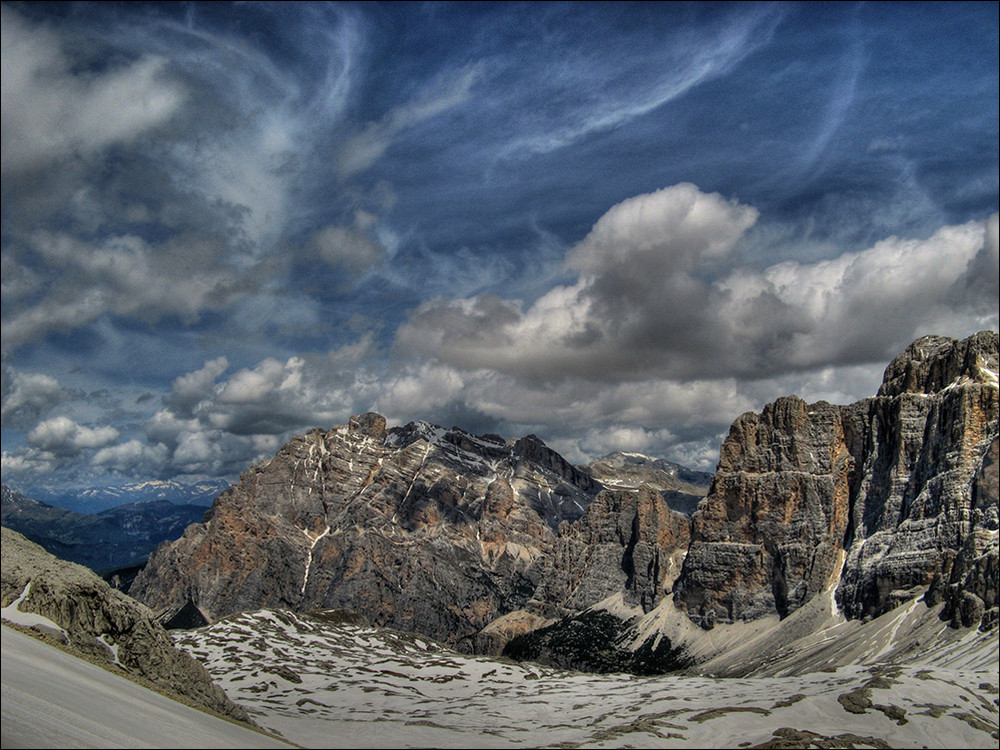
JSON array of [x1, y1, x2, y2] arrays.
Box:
[[132, 331, 998, 672], [1, 484, 208, 575], [2, 330, 997, 748], [25, 479, 230, 514]]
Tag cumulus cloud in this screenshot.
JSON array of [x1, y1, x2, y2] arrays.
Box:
[[395, 184, 759, 379], [713, 214, 998, 369], [1, 369, 67, 427], [396, 186, 997, 383], [0, 5, 185, 173], [26, 416, 119, 456], [92, 440, 170, 474], [164, 357, 229, 418], [1, 232, 252, 354], [1, 449, 55, 477]]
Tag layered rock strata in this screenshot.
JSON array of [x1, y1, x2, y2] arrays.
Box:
[[133, 414, 638, 650], [133, 331, 998, 657], [675, 331, 999, 629]]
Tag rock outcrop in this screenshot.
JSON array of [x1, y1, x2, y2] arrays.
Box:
[[132, 331, 998, 660], [532, 485, 691, 615], [675, 331, 999, 630], [132, 417, 616, 650], [585, 451, 712, 515], [0, 527, 249, 724]]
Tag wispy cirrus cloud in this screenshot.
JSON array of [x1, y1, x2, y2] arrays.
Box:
[[492, 4, 785, 160], [1, 2, 995, 496], [338, 64, 482, 178]]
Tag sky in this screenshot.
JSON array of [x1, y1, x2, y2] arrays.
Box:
[[1, 1, 998, 504]]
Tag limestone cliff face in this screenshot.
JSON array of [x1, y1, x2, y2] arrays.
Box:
[[675, 331, 999, 629], [839, 332, 999, 627], [132, 331, 998, 652], [533, 485, 691, 616], [674, 397, 855, 626], [132, 415, 606, 650]]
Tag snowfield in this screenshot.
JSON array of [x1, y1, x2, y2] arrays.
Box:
[[174, 606, 1000, 749], [1, 625, 291, 749]]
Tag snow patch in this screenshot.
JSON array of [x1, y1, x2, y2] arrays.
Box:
[[0, 582, 67, 637], [97, 634, 124, 667], [172, 607, 1000, 750]]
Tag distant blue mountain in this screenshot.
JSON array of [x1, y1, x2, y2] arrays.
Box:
[[29, 479, 229, 513], [1, 483, 211, 576]]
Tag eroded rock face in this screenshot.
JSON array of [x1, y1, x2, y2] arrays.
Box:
[[533, 485, 691, 615], [132, 417, 609, 650], [840, 333, 999, 625], [0, 528, 248, 724], [675, 331, 999, 629], [675, 397, 855, 625], [133, 331, 998, 653], [585, 452, 712, 515]]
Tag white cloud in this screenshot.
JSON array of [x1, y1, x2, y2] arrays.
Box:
[[395, 184, 761, 380], [1, 232, 251, 354], [0, 5, 185, 173], [27, 416, 119, 455], [92, 440, 170, 474], [165, 357, 229, 418], [714, 215, 996, 368], [1, 370, 67, 426], [217, 357, 303, 405], [380, 364, 466, 418], [396, 187, 996, 383], [566, 183, 758, 274], [1, 449, 55, 477]]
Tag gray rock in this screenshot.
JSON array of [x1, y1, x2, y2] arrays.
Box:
[[1, 527, 249, 724], [675, 331, 999, 629], [132, 420, 604, 651]]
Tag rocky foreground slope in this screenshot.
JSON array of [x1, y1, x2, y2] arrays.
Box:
[[0, 527, 250, 724], [133, 331, 998, 664]]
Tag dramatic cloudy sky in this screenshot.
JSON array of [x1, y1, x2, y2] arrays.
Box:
[[2, 1, 997, 503]]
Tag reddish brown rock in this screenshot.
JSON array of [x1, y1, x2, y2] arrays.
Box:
[[675, 331, 999, 629], [132, 417, 600, 650]]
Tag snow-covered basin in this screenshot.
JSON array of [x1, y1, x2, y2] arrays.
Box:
[[174, 607, 1000, 749]]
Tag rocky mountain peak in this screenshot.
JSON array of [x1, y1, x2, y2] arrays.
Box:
[[676, 330, 998, 630], [128, 331, 997, 659], [348, 411, 387, 439], [877, 330, 998, 398], [131, 413, 620, 648]]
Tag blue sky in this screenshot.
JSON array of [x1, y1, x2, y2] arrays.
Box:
[[2, 1, 997, 503]]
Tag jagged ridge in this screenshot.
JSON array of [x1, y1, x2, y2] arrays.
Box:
[[674, 331, 999, 630], [132, 331, 998, 667]]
